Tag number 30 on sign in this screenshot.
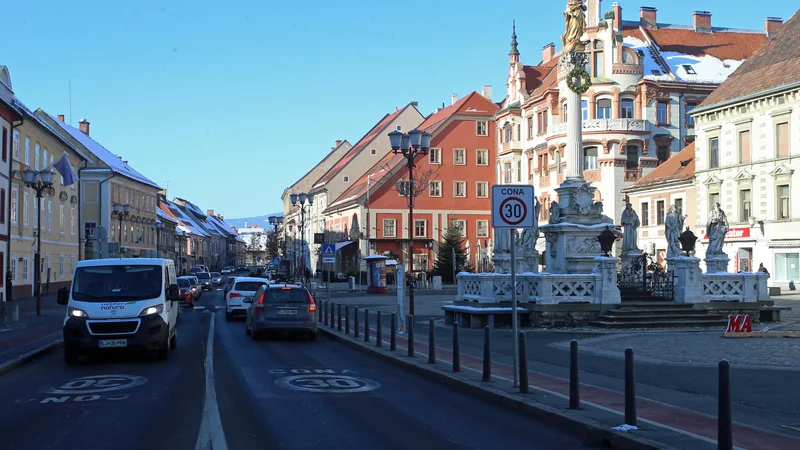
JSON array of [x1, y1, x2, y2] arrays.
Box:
[[491, 185, 535, 229]]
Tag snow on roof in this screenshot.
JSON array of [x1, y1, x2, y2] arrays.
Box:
[[45, 113, 160, 189], [11, 101, 93, 162], [166, 203, 210, 237], [156, 207, 178, 224]]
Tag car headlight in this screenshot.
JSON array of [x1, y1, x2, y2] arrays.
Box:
[[68, 306, 89, 319], [139, 304, 164, 317]]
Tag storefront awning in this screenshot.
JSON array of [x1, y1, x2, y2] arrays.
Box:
[[335, 241, 354, 251]]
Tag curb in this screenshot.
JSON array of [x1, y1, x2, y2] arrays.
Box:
[[0, 339, 64, 376], [320, 327, 680, 450]]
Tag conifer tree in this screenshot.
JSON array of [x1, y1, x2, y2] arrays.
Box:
[[433, 222, 472, 283]]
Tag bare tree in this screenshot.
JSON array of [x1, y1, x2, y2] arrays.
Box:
[[376, 161, 441, 200]]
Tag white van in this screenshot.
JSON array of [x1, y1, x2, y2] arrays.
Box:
[[58, 258, 181, 364]]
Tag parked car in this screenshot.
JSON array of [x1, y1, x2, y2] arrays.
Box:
[[225, 277, 269, 321], [245, 283, 317, 340], [177, 277, 195, 305], [223, 276, 236, 294], [335, 272, 348, 282], [180, 275, 202, 299], [196, 272, 213, 291], [211, 272, 222, 286]]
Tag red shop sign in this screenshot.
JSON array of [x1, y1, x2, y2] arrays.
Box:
[[702, 227, 750, 239]]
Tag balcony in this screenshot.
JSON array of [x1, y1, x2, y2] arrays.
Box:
[[547, 119, 647, 138], [624, 169, 642, 181]]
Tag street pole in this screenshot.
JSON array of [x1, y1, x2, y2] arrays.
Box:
[[408, 156, 415, 318], [35, 192, 42, 317], [511, 229, 519, 388]]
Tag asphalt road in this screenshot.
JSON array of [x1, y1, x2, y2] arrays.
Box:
[[0, 283, 595, 450]]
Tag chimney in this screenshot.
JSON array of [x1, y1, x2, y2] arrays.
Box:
[[612, 2, 622, 31], [481, 85, 493, 100], [451, 93, 458, 105], [639, 7, 657, 29], [207, 209, 214, 216], [57, 114, 65, 122], [586, 0, 602, 27], [410, 101, 419, 108], [78, 119, 90, 135], [765, 17, 782, 36], [123, 160, 128, 165], [541, 43, 555, 63], [693, 11, 712, 32], [117, 155, 122, 160], [335, 139, 343, 147]]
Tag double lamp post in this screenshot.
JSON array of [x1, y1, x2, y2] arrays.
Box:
[[112, 203, 131, 259], [22, 169, 55, 317], [290, 192, 313, 280]]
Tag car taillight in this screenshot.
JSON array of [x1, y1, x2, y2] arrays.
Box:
[[255, 292, 265, 311], [229, 292, 242, 298], [308, 293, 316, 313]]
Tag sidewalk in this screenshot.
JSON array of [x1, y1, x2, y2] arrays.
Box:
[[0, 294, 65, 371]]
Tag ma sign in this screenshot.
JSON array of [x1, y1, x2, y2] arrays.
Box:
[[492, 185, 535, 229]]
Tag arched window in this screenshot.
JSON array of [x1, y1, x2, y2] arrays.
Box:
[[620, 98, 635, 119], [563, 102, 568, 123], [626, 145, 640, 170], [596, 99, 612, 119], [583, 147, 599, 171]]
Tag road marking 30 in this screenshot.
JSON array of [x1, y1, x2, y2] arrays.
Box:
[[44, 375, 147, 394], [275, 375, 380, 393]]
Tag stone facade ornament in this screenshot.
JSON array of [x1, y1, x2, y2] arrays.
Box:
[[620, 200, 640, 251], [549, 200, 562, 224], [545, 232, 558, 257], [665, 204, 686, 258], [494, 228, 511, 254], [706, 202, 729, 256]]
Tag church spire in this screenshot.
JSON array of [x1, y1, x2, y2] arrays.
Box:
[[509, 20, 520, 56]]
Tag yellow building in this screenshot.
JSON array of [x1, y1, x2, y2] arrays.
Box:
[[9, 102, 89, 298], [36, 112, 161, 260]]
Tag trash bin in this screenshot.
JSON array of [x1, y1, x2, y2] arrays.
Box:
[[432, 276, 443, 290], [348, 276, 356, 291]]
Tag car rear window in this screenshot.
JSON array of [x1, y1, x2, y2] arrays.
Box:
[[234, 281, 266, 292], [265, 288, 309, 303], [197, 273, 211, 280], [211, 272, 220, 277], [177, 279, 190, 287]]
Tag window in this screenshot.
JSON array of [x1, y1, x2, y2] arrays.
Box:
[[343, 176, 350, 183], [59, 205, 65, 234], [476, 149, 488, 165], [383, 219, 395, 238], [71, 255, 77, 277], [429, 180, 442, 197], [709, 137, 719, 168], [504, 162, 513, 183], [656, 200, 666, 225], [24, 136, 30, 165], [740, 190, 751, 222], [59, 254, 65, 277], [682, 64, 697, 75], [71, 207, 76, 236], [674, 198, 683, 215], [626, 145, 639, 170], [517, 160, 522, 182], [738, 130, 751, 163], [429, 148, 441, 164], [581, 100, 589, 120], [452, 220, 466, 237], [397, 179, 410, 196], [778, 185, 790, 219], [453, 148, 466, 165], [709, 193, 720, 208], [685, 103, 696, 127], [43, 148, 48, 168], [476, 182, 488, 198], [596, 99, 611, 119], [33, 197, 38, 230], [555, 151, 562, 173], [776, 122, 789, 157], [370, 148, 376, 155], [620, 99, 634, 119], [775, 253, 800, 282], [537, 111, 548, 135], [12, 130, 19, 160], [35, 143, 40, 170], [583, 147, 598, 170], [657, 145, 669, 165], [48, 201, 52, 233], [22, 258, 29, 282], [1, 127, 7, 163], [477, 220, 489, 238], [23, 192, 29, 228], [656, 101, 668, 124], [641, 203, 650, 226], [85, 222, 97, 239], [10, 185, 17, 226], [527, 117, 534, 138], [593, 41, 604, 77], [454, 181, 466, 197], [414, 220, 426, 237], [476, 120, 488, 136], [10, 258, 16, 282], [562, 102, 568, 123]]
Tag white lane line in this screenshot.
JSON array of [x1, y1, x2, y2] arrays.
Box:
[[195, 314, 228, 450]]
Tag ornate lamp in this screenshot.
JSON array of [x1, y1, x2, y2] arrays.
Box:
[[596, 227, 617, 257], [678, 227, 698, 257]]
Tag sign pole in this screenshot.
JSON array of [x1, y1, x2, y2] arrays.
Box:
[[511, 229, 519, 388]]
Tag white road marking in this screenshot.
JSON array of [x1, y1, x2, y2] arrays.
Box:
[[195, 314, 228, 450]]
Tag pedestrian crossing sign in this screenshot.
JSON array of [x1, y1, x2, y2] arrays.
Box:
[[322, 244, 336, 264]]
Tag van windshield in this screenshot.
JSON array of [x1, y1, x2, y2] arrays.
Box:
[[72, 265, 163, 302]]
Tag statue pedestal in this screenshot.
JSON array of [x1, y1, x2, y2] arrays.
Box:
[[542, 222, 614, 274], [667, 256, 702, 303], [492, 251, 538, 274], [705, 255, 730, 273], [593, 256, 621, 304]]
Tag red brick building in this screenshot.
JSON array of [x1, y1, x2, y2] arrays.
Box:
[[324, 90, 499, 273]]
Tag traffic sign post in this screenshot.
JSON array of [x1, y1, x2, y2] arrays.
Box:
[[322, 244, 335, 301], [491, 185, 534, 389]]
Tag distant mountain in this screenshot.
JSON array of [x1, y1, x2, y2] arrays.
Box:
[[226, 213, 282, 230]]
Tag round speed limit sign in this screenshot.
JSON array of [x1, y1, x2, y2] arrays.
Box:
[[492, 185, 535, 228]]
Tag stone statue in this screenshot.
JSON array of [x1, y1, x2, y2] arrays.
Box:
[[519, 226, 537, 253], [549, 200, 562, 224], [620, 200, 640, 251], [706, 202, 729, 255], [533, 197, 541, 237], [665, 205, 681, 258], [494, 228, 511, 253], [562, 0, 587, 53]]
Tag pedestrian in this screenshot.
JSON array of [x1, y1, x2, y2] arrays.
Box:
[[304, 267, 311, 285]]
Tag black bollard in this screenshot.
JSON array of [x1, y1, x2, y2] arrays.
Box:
[[569, 340, 580, 410], [453, 322, 460, 372], [364, 309, 370, 342], [624, 348, 637, 426], [345, 305, 350, 335], [337, 303, 342, 331], [330, 303, 336, 329], [376, 312, 383, 347], [428, 318, 436, 364], [318, 301, 323, 324], [519, 331, 529, 394], [718, 360, 733, 450], [390, 313, 397, 351], [354, 306, 360, 338], [482, 326, 492, 382], [323, 302, 328, 326], [407, 315, 415, 357]]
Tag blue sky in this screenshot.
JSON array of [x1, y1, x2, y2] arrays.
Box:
[[1, 1, 795, 218]]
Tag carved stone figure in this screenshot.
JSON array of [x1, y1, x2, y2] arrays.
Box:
[[664, 205, 687, 258], [534, 197, 541, 236], [620, 201, 640, 251], [549, 200, 562, 224], [494, 228, 511, 253], [518, 226, 537, 254], [562, 0, 587, 53], [545, 232, 558, 258], [706, 202, 730, 256]]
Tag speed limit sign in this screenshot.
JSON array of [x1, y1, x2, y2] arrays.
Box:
[[492, 185, 535, 228]]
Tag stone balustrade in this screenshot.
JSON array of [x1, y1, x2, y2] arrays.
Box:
[[701, 272, 770, 303]]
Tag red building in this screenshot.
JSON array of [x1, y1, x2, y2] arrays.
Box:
[[324, 90, 499, 273]]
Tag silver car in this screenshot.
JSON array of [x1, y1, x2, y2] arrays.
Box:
[[211, 272, 222, 286], [245, 284, 317, 340]]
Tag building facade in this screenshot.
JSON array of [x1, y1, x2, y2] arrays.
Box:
[[0, 66, 23, 301]]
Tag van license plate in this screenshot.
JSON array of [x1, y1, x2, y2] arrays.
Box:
[[278, 309, 297, 315], [99, 339, 128, 348]]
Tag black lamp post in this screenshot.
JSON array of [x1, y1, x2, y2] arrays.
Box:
[[678, 227, 698, 257], [22, 169, 55, 317], [388, 128, 432, 317], [151, 221, 164, 258], [290, 193, 313, 280], [112, 203, 132, 259], [596, 227, 618, 257]]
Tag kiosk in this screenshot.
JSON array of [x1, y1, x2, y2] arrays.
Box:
[[365, 255, 389, 294]]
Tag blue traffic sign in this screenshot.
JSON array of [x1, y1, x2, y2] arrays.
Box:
[[322, 244, 336, 264], [271, 257, 281, 266]]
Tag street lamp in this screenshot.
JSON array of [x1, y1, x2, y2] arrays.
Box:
[[388, 128, 432, 317], [22, 169, 55, 317], [112, 203, 132, 259], [290, 193, 314, 281], [151, 222, 165, 258]]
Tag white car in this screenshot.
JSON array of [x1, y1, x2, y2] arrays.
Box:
[[225, 277, 269, 321]]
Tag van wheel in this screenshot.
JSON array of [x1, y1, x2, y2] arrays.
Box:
[[226, 312, 233, 321], [169, 329, 178, 349], [158, 337, 171, 361], [64, 346, 80, 365]]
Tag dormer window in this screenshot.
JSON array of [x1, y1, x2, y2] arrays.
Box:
[[682, 65, 697, 75], [651, 70, 662, 76]]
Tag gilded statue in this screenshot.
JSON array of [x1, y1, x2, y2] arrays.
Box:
[[562, 0, 587, 53]]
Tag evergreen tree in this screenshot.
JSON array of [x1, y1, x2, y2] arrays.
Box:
[[433, 222, 472, 283]]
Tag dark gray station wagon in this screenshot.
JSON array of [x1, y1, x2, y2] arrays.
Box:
[[245, 284, 317, 340]]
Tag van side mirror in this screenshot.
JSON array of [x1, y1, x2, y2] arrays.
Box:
[[57, 287, 69, 306], [168, 284, 181, 301]]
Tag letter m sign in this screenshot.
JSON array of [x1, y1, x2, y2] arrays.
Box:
[[726, 314, 753, 333]]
